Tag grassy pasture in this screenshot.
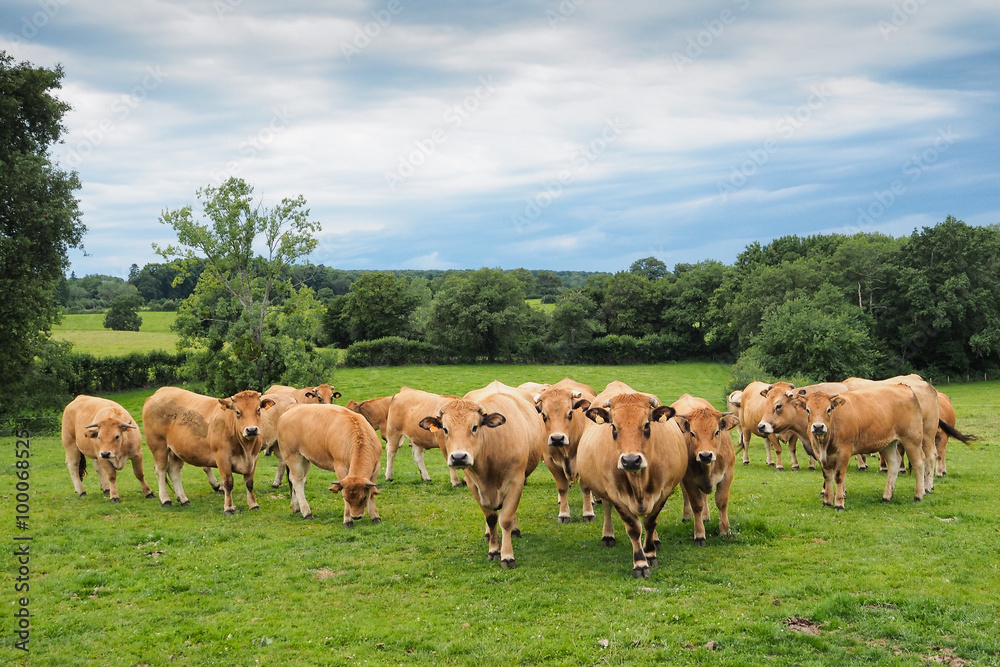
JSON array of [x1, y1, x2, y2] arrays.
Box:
[[2, 364, 999, 666], [51, 312, 179, 356]]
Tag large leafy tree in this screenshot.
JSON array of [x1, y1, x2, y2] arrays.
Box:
[[157, 177, 325, 391], [0, 52, 85, 389], [341, 272, 420, 342]]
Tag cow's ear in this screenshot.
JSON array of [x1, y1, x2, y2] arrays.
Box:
[[721, 413, 740, 431], [332, 392, 342, 399], [830, 396, 846, 409], [304, 391, 317, 399], [792, 397, 808, 410], [218, 398, 232, 410], [573, 398, 592, 411], [675, 417, 690, 433], [329, 482, 343, 494], [652, 405, 675, 423], [797, 388, 807, 396], [419, 416, 443, 432], [535, 404, 543, 414], [481, 412, 506, 428], [586, 407, 610, 424], [366, 482, 380, 495], [261, 398, 276, 410]]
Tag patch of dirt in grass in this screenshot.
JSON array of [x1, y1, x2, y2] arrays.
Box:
[[922, 648, 967, 666], [785, 617, 822, 635], [313, 568, 346, 580]]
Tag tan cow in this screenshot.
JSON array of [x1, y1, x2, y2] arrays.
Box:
[[143, 387, 275, 514], [385, 387, 462, 486], [670, 394, 738, 545], [522, 378, 597, 523], [265, 383, 342, 405], [253, 393, 299, 488], [276, 403, 382, 525], [418, 383, 546, 568], [731, 381, 799, 469], [346, 396, 392, 440], [577, 383, 688, 578], [843, 374, 939, 493], [758, 386, 926, 509], [61, 395, 152, 501], [765, 382, 868, 471], [935, 392, 977, 476]]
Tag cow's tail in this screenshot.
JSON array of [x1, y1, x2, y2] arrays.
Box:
[[940, 420, 978, 445], [77, 452, 88, 480]]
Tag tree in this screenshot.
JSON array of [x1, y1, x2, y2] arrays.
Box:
[[629, 256, 669, 281], [341, 272, 420, 342], [0, 51, 85, 389], [157, 177, 322, 391], [661, 260, 730, 358], [600, 272, 665, 337], [426, 268, 534, 361], [103, 292, 143, 331], [550, 288, 602, 352], [535, 270, 564, 298]]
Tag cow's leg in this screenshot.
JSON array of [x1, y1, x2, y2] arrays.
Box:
[[203, 467, 222, 493], [411, 445, 433, 482], [769, 435, 785, 470], [600, 499, 616, 547], [880, 444, 901, 503], [482, 505, 502, 562], [936, 430, 949, 476], [497, 484, 524, 568], [215, 455, 236, 515], [270, 445, 286, 488], [832, 457, 851, 510], [94, 460, 111, 494], [367, 474, 382, 523], [97, 458, 120, 502], [641, 504, 666, 567], [921, 431, 936, 493], [580, 483, 596, 522], [820, 461, 837, 507], [901, 435, 926, 501], [448, 467, 464, 487], [715, 474, 732, 537], [613, 504, 649, 578], [384, 431, 403, 482], [129, 453, 153, 498], [545, 458, 572, 523], [681, 484, 693, 522], [244, 464, 259, 511], [787, 435, 801, 471], [683, 478, 707, 545], [164, 452, 189, 505], [737, 428, 750, 465], [288, 457, 311, 518], [64, 447, 88, 496], [857, 453, 868, 471]]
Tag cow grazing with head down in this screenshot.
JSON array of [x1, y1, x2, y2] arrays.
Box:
[[143, 387, 275, 514], [758, 385, 926, 509], [385, 387, 463, 486], [577, 382, 688, 578], [670, 394, 738, 545], [418, 382, 546, 568], [266, 383, 342, 405], [61, 395, 152, 502], [276, 403, 382, 525], [521, 378, 597, 523]]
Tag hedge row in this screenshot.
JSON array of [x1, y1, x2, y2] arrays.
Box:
[[342, 337, 452, 367], [66, 351, 187, 394]]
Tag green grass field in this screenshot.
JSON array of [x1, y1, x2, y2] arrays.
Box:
[[51, 312, 179, 356], [3, 364, 999, 665]]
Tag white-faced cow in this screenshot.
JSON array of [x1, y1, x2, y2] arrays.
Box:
[[418, 382, 546, 568], [385, 387, 462, 486], [61, 395, 152, 502], [143, 387, 275, 514], [670, 394, 738, 545], [577, 382, 688, 578], [758, 386, 926, 510], [276, 403, 382, 526], [522, 378, 597, 523]]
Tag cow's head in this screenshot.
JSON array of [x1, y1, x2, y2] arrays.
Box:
[[329, 477, 379, 524], [83, 415, 138, 470], [585, 393, 674, 473], [799, 391, 845, 447], [534, 387, 592, 449], [218, 391, 275, 439], [304, 383, 341, 404], [755, 382, 801, 435], [418, 398, 505, 469], [673, 407, 739, 465]]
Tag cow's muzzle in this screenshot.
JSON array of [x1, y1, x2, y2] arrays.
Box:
[[811, 423, 828, 435], [448, 451, 473, 468], [698, 451, 716, 464], [243, 426, 260, 437], [100, 451, 112, 459], [618, 453, 647, 472], [758, 421, 774, 434], [548, 433, 567, 447]]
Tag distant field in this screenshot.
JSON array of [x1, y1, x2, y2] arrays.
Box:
[[52, 311, 179, 356], [4, 364, 998, 665], [526, 298, 556, 312]]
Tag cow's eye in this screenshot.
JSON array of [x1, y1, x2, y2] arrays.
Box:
[[443, 427, 449, 435], [471, 424, 478, 434], [714, 430, 720, 437], [236, 410, 242, 418], [540, 413, 548, 422], [775, 404, 782, 412], [567, 411, 573, 421], [115, 434, 120, 440], [804, 408, 811, 415], [827, 407, 833, 414]]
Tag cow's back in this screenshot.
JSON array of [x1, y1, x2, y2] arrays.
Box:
[[833, 385, 922, 448], [142, 386, 216, 442], [467, 384, 546, 475], [938, 392, 956, 426]]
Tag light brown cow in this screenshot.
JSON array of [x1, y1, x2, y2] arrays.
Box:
[[418, 383, 546, 568], [253, 393, 299, 488], [276, 403, 382, 525], [266, 383, 342, 405], [758, 386, 926, 509], [577, 383, 688, 578], [143, 387, 275, 514], [732, 381, 798, 469], [935, 392, 976, 476], [385, 387, 462, 486], [61, 395, 152, 501], [843, 374, 939, 493], [670, 394, 738, 545], [346, 396, 392, 440], [522, 378, 597, 523]]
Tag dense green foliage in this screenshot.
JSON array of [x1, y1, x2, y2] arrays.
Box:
[[0, 52, 84, 392], [103, 292, 143, 331]]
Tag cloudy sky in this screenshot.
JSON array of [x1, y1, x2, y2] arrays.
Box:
[[3, 0, 999, 277]]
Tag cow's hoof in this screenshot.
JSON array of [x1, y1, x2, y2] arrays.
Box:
[[270, 483, 281, 489], [303, 513, 314, 520], [858, 465, 868, 471], [632, 566, 650, 579], [881, 497, 892, 503], [792, 465, 800, 471], [693, 537, 706, 547], [582, 514, 595, 522], [102, 489, 110, 495], [602, 537, 616, 548], [646, 555, 658, 567], [653, 538, 661, 549], [249, 506, 260, 511], [224, 509, 235, 516], [914, 496, 922, 502], [835, 505, 845, 511], [558, 516, 571, 524], [215, 487, 224, 494], [767, 462, 775, 467], [79, 492, 87, 497], [594, 498, 602, 505], [809, 467, 816, 471], [110, 497, 120, 503], [161, 500, 171, 507], [822, 501, 832, 507], [511, 529, 522, 539], [488, 551, 500, 561], [500, 558, 516, 569], [145, 492, 155, 499], [681, 515, 692, 523], [743, 461, 750, 466], [343, 520, 354, 527], [384, 476, 393, 482], [879, 469, 888, 474], [371, 517, 382, 524], [775, 466, 785, 472], [180, 500, 191, 507]]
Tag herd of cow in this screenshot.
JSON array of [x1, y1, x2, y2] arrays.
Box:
[[61, 374, 974, 578]]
